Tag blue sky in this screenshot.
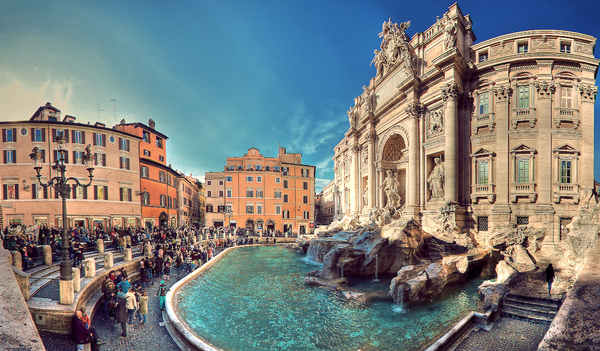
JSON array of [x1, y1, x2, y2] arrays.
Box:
[[1, 0, 599, 192]]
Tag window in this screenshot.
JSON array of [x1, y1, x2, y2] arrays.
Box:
[[143, 131, 150, 143], [75, 185, 87, 199], [516, 216, 529, 225], [156, 137, 163, 148], [275, 177, 281, 183], [94, 185, 108, 200], [518, 43, 528, 53], [206, 205, 213, 213], [256, 190, 263, 198], [517, 86, 530, 108], [159, 171, 166, 183], [477, 216, 488, 232], [119, 187, 132, 202], [282, 167, 289, 175], [226, 176, 232, 182], [517, 159, 530, 183], [303, 195, 308, 204], [218, 205, 225, 213], [266, 166, 270, 171], [560, 160, 572, 183], [257, 205, 263, 214], [160, 195, 167, 207], [303, 182, 308, 190], [73, 151, 84, 165], [142, 192, 150, 205], [32, 184, 48, 199], [478, 161, 489, 185], [207, 180, 212, 186], [141, 166, 149, 178], [167, 174, 172, 185], [226, 189, 232, 197], [3, 128, 16, 142], [479, 51, 488, 62], [219, 190, 223, 197], [283, 194, 289, 203], [218, 180, 224, 186], [302, 169, 309, 177], [274, 191, 282, 199], [54, 150, 70, 164], [274, 166, 280, 172], [32, 128, 44, 142], [257, 176, 262, 183], [4, 150, 16, 164], [282, 210, 289, 219], [3, 184, 18, 199], [207, 190, 212, 197], [246, 205, 254, 214], [93, 133, 106, 147], [283, 180, 288, 189], [246, 189, 254, 197], [159, 155, 165, 162], [479, 92, 489, 115], [256, 164, 262, 171], [247, 176, 253, 182], [119, 138, 130, 151], [560, 43, 571, 53], [120, 157, 130, 170], [303, 211, 310, 219], [73, 131, 83, 144], [275, 205, 281, 215], [143, 149, 151, 157], [561, 86, 573, 109]]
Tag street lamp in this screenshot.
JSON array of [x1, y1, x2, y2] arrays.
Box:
[[225, 207, 233, 238], [30, 132, 94, 298]]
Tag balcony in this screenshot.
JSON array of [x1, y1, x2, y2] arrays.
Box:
[[511, 108, 537, 129], [471, 112, 496, 135], [552, 183, 580, 204], [510, 183, 537, 203], [553, 108, 580, 130], [470, 183, 495, 204]]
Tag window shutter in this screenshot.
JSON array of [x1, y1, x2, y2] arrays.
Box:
[[64, 130, 69, 142], [55, 188, 59, 199], [102, 154, 106, 166], [2, 129, 5, 143], [104, 186, 108, 200], [54, 150, 58, 163], [93, 133, 97, 146], [32, 184, 36, 199], [52, 129, 56, 141], [12, 128, 16, 142], [120, 187, 123, 201], [118, 138, 122, 150], [15, 185, 18, 200], [102, 134, 106, 147], [2, 184, 6, 200], [128, 188, 132, 202], [64, 152, 69, 164], [127, 140, 130, 151], [43, 186, 48, 199], [31, 128, 35, 141], [119, 157, 122, 169], [94, 185, 98, 200], [73, 151, 76, 164], [82, 187, 87, 199], [82, 131, 86, 144], [2, 150, 5, 164], [126, 158, 130, 170], [71, 130, 76, 143], [41, 128, 45, 142]]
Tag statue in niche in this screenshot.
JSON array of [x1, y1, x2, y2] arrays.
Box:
[[347, 109, 357, 127], [427, 157, 445, 200], [379, 170, 402, 209], [428, 110, 444, 136], [362, 183, 369, 208], [443, 14, 456, 50], [371, 49, 387, 78], [362, 147, 368, 165], [362, 85, 375, 112], [374, 19, 414, 78]]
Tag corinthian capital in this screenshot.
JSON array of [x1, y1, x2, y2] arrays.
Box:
[[405, 101, 422, 120], [441, 82, 460, 102]]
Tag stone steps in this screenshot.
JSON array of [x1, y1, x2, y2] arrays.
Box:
[[501, 293, 561, 323]]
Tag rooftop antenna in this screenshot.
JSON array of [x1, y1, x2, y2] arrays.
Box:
[[110, 99, 121, 123], [97, 104, 105, 123]]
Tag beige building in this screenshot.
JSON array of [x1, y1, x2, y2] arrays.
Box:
[[317, 180, 336, 225], [177, 173, 203, 228], [204, 171, 226, 227], [0, 102, 142, 229], [333, 4, 598, 246]]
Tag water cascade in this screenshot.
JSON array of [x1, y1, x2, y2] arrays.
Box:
[[373, 253, 380, 282]]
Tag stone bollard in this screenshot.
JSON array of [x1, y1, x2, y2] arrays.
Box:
[[125, 235, 131, 247], [96, 239, 104, 254], [12, 251, 22, 271], [42, 245, 52, 265], [124, 248, 132, 262], [84, 258, 95, 278], [104, 253, 114, 269], [73, 267, 81, 293], [7, 251, 13, 265], [285, 232, 288, 238], [144, 243, 152, 257]]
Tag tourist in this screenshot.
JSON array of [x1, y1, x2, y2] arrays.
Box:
[[101, 276, 114, 318], [136, 290, 149, 324], [164, 261, 171, 281], [72, 310, 101, 351], [117, 277, 131, 294], [545, 263, 555, 296], [114, 291, 128, 337], [79, 307, 105, 347], [155, 254, 163, 278], [140, 260, 149, 288], [125, 287, 138, 324], [155, 281, 169, 311]]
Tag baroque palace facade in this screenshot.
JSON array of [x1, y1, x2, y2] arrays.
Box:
[[0, 102, 204, 230], [333, 3, 598, 246], [205, 147, 316, 235]]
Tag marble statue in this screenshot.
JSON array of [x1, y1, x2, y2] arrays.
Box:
[[443, 14, 456, 50], [427, 158, 445, 199], [428, 110, 444, 135], [362, 183, 368, 208], [379, 170, 402, 209]]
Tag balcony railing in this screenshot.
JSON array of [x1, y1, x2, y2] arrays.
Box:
[[553, 108, 580, 129], [470, 183, 495, 204], [510, 182, 537, 203], [472, 112, 495, 135], [511, 108, 537, 129], [552, 183, 580, 204]]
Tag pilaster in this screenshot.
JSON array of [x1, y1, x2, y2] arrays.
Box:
[[442, 82, 459, 203]]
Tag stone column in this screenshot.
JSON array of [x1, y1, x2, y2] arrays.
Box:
[[144, 242, 152, 257], [84, 258, 95, 278], [42, 245, 52, 265], [12, 251, 22, 271], [104, 253, 114, 269], [442, 83, 460, 203], [350, 143, 360, 213], [407, 102, 420, 208], [72, 267, 81, 293], [125, 235, 131, 247], [59, 279, 74, 305], [124, 248, 132, 262], [367, 130, 376, 210], [96, 239, 104, 254]]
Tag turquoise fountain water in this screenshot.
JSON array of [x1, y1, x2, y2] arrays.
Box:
[[176, 246, 483, 351]]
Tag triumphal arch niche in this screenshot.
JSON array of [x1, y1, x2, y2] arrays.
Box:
[[332, 2, 598, 240]]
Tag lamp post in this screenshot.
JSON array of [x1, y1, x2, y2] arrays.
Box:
[[225, 207, 233, 238], [29, 132, 94, 303]]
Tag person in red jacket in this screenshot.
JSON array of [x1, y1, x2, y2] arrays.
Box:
[[72, 311, 101, 351]]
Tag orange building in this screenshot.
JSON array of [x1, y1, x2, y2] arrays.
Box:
[[114, 120, 178, 229], [177, 173, 203, 228], [208, 147, 316, 235]]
